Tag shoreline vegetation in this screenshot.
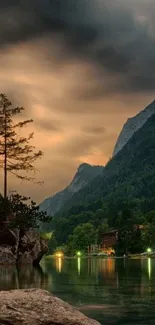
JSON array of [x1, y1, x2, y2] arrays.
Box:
[[44, 253, 155, 260]]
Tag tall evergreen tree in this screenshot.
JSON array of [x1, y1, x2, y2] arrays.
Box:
[[0, 93, 43, 198]]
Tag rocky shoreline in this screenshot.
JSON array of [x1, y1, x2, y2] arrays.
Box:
[[0, 229, 48, 265], [0, 289, 101, 325]]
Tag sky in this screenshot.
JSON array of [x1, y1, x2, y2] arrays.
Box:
[[0, 0, 155, 203]]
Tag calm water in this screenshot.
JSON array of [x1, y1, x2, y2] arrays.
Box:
[[1, 258, 155, 324]]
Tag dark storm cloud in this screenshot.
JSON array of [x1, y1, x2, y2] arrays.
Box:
[[0, 0, 94, 46], [0, 0, 155, 95]]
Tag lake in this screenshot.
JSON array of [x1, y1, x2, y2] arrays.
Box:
[[0, 257, 155, 324]]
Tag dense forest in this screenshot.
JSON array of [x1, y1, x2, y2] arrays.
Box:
[[45, 113, 155, 255]]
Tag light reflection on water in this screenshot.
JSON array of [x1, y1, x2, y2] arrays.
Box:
[[55, 257, 63, 273], [77, 257, 81, 275], [1, 257, 155, 325], [148, 258, 151, 279]]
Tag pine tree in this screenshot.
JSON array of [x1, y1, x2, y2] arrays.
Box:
[[0, 93, 43, 198]]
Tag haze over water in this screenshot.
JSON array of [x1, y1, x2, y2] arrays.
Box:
[[1, 258, 155, 325]]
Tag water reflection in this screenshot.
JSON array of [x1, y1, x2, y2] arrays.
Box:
[[1, 258, 155, 325], [77, 257, 81, 275], [0, 265, 18, 290], [55, 257, 63, 273], [148, 258, 151, 279], [0, 264, 49, 290]]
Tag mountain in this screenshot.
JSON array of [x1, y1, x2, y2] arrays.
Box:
[[113, 99, 155, 156], [61, 112, 155, 214], [39, 163, 104, 215]]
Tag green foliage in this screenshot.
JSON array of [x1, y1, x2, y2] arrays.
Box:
[[51, 198, 155, 255], [146, 221, 155, 248], [40, 232, 53, 240], [67, 223, 96, 254], [0, 193, 52, 229], [47, 234, 58, 254], [97, 219, 109, 244]]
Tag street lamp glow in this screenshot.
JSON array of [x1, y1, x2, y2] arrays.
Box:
[[147, 248, 152, 253], [76, 251, 81, 257], [55, 252, 63, 258]]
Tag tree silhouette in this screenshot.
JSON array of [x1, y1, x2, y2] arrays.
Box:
[[0, 93, 43, 198]]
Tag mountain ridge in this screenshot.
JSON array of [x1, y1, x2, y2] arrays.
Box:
[[113, 99, 155, 156], [39, 163, 104, 215], [40, 98, 155, 217], [59, 112, 155, 215]]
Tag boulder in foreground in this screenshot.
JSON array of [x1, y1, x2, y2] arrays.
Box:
[[0, 289, 101, 325]]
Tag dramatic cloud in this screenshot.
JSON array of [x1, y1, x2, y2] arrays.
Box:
[[0, 0, 155, 95], [0, 1, 155, 201]]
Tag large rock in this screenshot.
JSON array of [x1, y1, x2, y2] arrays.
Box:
[[18, 230, 48, 265], [0, 229, 48, 265], [0, 289, 101, 325], [0, 246, 16, 265], [0, 229, 19, 265]]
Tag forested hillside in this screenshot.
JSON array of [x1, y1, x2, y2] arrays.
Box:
[[42, 113, 155, 254], [46, 113, 155, 250], [39, 163, 104, 215], [62, 112, 155, 213]]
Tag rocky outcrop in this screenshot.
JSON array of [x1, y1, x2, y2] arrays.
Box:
[[0, 229, 48, 265], [18, 230, 48, 265], [0, 246, 16, 265], [113, 99, 155, 156], [0, 229, 19, 265], [39, 163, 104, 216], [0, 289, 101, 325]]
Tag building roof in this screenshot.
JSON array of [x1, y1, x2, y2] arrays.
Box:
[[102, 229, 117, 236]]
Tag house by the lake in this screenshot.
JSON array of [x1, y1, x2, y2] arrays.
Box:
[[88, 229, 118, 255], [101, 229, 118, 255]]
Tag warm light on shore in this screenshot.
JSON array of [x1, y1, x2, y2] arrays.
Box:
[[55, 252, 64, 258]]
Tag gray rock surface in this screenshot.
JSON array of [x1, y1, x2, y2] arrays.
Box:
[[18, 230, 48, 265], [0, 229, 19, 264], [0, 289, 101, 325], [113, 99, 155, 156], [0, 246, 16, 265], [39, 163, 104, 215], [0, 229, 48, 265]]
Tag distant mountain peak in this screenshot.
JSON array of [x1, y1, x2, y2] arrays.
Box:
[[78, 163, 91, 171], [39, 163, 104, 215], [113, 99, 155, 156]]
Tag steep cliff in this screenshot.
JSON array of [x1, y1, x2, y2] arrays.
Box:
[[113, 99, 155, 156], [39, 163, 104, 215]]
